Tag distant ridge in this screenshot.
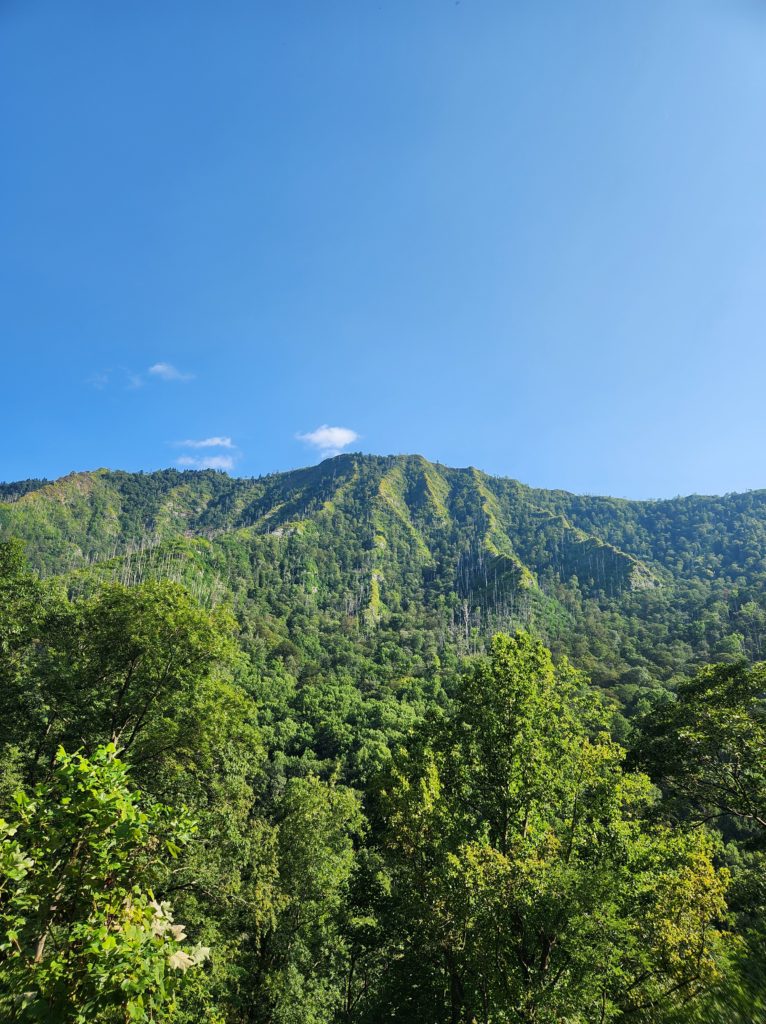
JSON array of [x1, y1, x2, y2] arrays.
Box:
[[4, 453, 766, 690]]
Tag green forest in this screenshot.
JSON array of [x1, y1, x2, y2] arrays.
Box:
[[1, 455, 765, 1021]]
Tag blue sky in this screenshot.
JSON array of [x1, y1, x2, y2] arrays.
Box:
[[3, 0, 766, 498]]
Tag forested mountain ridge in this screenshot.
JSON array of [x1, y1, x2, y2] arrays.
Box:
[[0, 456, 659, 591], [3, 454, 766, 701], [3, 456, 766, 1021]]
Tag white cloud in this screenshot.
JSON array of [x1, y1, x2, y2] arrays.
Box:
[[88, 370, 111, 390], [296, 424, 360, 459], [176, 454, 234, 471], [149, 362, 193, 382], [176, 436, 234, 449]]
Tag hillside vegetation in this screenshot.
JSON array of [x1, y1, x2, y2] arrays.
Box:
[[0, 456, 765, 1020], [4, 455, 766, 706]]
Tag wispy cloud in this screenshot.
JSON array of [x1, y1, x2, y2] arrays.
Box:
[[149, 362, 194, 382], [87, 370, 111, 390], [174, 435, 238, 470], [176, 454, 235, 471], [175, 436, 234, 449], [296, 424, 360, 459], [86, 363, 192, 390], [87, 367, 143, 389]]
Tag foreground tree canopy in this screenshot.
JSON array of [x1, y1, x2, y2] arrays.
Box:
[[0, 745, 208, 1023], [0, 539, 761, 1021], [378, 635, 728, 1022]]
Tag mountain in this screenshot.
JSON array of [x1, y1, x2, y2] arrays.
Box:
[[3, 453, 766, 712]]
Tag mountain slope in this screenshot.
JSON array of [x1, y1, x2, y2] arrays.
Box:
[[3, 454, 766, 700]]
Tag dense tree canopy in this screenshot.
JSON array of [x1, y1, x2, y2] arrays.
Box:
[[635, 661, 766, 832], [1, 451, 766, 1023], [376, 634, 729, 1023]]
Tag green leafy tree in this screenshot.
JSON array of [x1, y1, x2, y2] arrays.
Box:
[[635, 660, 766, 1023], [635, 660, 766, 831], [0, 540, 59, 801], [377, 633, 730, 1023], [24, 581, 239, 777], [0, 744, 209, 1023], [237, 775, 364, 1024]]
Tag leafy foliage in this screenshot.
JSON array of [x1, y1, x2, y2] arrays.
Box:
[[375, 634, 729, 1022], [0, 745, 207, 1023], [2, 451, 766, 1020], [635, 660, 766, 831]]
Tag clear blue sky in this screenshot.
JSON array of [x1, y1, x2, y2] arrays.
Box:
[[3, 0, 766, 498]]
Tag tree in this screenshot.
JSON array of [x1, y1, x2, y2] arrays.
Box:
[[634, 660, 766, 1024], [377, 633, 730, 1023], [0, 744, 209, 1023], [236, 774, 364, 1024], [0, 540, 57, 800], [4, 579, 239, 787], [634, 660, 766, 832]]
